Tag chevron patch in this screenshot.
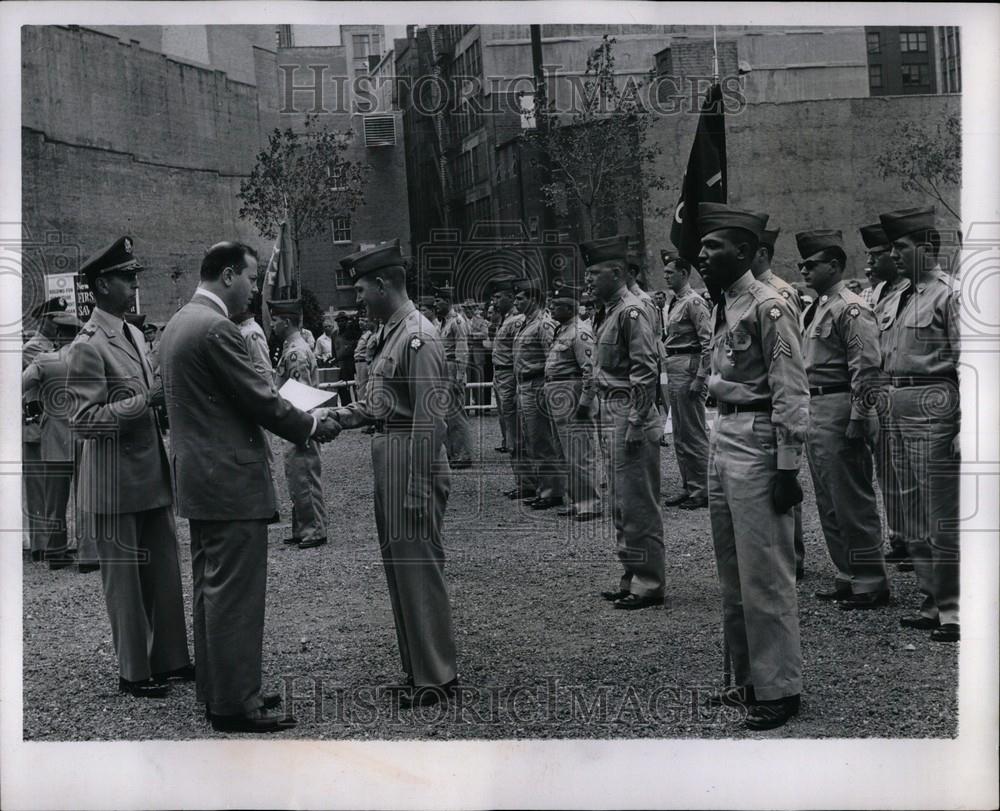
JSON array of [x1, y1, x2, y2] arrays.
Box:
[[772, 335, 793, 359], [848, 334, 865, 351]]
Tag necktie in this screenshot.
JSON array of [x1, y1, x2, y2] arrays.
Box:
[[714, 293, 727, 332], [802, 299, 819, 329]]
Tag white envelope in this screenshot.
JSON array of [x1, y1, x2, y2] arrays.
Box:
[[278, 378, 337, 411]]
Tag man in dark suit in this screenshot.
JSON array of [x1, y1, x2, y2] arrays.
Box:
[[159, 241, 341, 733], [67, 236, 193, 699]]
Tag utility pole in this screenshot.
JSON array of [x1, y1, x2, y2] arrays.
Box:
[[529, 25, 558, 245]]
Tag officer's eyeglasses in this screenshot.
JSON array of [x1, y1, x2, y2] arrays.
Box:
[[797, 259, 829, 271]]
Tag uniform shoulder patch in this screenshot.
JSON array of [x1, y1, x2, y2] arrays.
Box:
[[767, 305, 783, 321], [846, 304, 861, 319], [409, 336, 423, 351], [779, 289, 791, 300], [627, 308, 640, 320]]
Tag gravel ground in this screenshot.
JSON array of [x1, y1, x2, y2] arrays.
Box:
[[22, 415, 958, 740]]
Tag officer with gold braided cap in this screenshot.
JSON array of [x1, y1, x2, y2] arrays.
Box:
[[697, 203, 809, 730]]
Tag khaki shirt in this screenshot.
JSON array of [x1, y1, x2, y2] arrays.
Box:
[[439, 310, 469, 366], [872, 276, 912, 363], [664, 284, 713, 378], [239, 318, 275, 386], [354, 330, 372, 364], [513, 309, 556, 382], [594, 287, 660, 428], [492, 311, 525, 368], [275, 331, 318, 388], [708, 271, 809, 470], [545, 316, 596, 406], [801, 281, 881, 419], [758, 268, 804, 312], [881, 268, 960, 378]]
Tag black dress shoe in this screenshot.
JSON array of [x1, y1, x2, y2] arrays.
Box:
[[744, 695, 800, 730], [529, 496, 564, 511], [47, 552, 77, 571], [119, 677, 169, 698], [267, 511, 281, 525], [206, 693, 281, 720], [930, 623, 960, 642], [574, 511, 602, 523], [154, 664, 195, 684], [664, 493, 690, 506], [900, 615, 940, 630], [838, 590, 892, 611], [504, 489, 535, 500], [896, 561, 915, 572], [298, 536, 328, 549], [601, 588, 631, 602], [399, 678, 458, 711], [613, 593, 664, 610], [814, 585, 852, 601], [884, 546, 910, 563], [78, 562, 100, 574], [210, 707, 297, 733], [29, 550, 44, 563], [705, 685, 757, 707], [679, 497, 708, 510], [451, 459, 472, 470], [556, 507, 575, 516], [283, 536, 301, 546]]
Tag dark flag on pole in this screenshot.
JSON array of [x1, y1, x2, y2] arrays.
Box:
[[670, 83, 727, 271]]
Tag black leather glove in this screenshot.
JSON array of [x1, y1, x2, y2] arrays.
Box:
[[770, 469, 803, 514]]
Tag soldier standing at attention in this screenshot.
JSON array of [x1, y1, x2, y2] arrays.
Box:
[[661, 255, 713, 510], [696, 204, 808, 730], [434, 287, 473, 469], [329, 240, 459, 709], [544, 284, 601, 522], [879, 206, 960, 643], [582, 236, 664, 610], [269, 299, 329, 549], [796, 229, 890, 609], [860, 223, 912, 569], [492, 281, 529, 483], [512, 278, 565, 510], [354, 316, 373, 399], [751, 225, 806, 580]]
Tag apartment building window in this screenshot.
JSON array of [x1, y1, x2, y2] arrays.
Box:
[[868, 64, 883, 89], [866, 32, 881, 55], [899, 30, 928, 53], [353, 33, 381, 75], [901, 63, 929, 86], [332, 216, 352, 244]]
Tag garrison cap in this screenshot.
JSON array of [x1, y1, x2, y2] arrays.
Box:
[[490, 277, 519, 294], [549, 283, 582, 302], [697, 204, 768, 240], [879, 206, 937, 242], [859, 223, 891, 250], [580, 235, 629, 267], [124, 312, 147, 328], [795, 229, 844, 261], [341, 238, 405, 281], [512, 277, 545, 294], [51, 311, 83, 331], [80, 236, 144, 279], [267, 298, 303, 318], [416, 295, 437, 308], [32, 296, 69, 320], [760, 228, 780, 251]]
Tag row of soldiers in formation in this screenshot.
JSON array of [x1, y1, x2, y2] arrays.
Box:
[[20, 200, 959, 733]]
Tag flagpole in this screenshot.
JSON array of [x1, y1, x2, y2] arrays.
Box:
[[712, 26, 719, 85]]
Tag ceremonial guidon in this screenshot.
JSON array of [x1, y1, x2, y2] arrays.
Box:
[[434, 285, 473, 469], [878, 205, 961, 643], [697, 203, 809, 730], [67, 236, 193, 699], [583, 235, 665, 611], [330, 239, 459, 707], [796, 229, 889, 609], [543, 283, 601, 521], [269, 297, 329, 549]]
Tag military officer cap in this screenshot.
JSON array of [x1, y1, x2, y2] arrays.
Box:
[[340, 238, 405, 281], [795, 229, 845, 261], [879, 205, 937, 242], [580, 235, 629, 268], [549, 283, 582, 302], [124, 312, 147, 328], [51, 311, 83, 331], [697, 203, 768, 240], [860, 223, 890, 250], [80, 236, 144, 281], [31, 296, 69, 320], [267, 298, 303, 318]]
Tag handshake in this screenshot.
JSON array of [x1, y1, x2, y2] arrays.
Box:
[[310, 407, 344, 443]]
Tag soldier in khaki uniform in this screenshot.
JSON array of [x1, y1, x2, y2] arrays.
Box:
[[751, 226, 806, 580], [697, 204, 808, 730], [329, 240, 458, 708], [544, 284, 601, 521], [661, 255, 712, 509], [435, 287, 472, 469], [796, 229, 890, 608], [270, 299, 329, 549], [860, 223, 912, 567], [492, 281, 531, 496], [354, 316, 373, 397], [513, 278, 565, 510], [583, 236, 665, 610], [879, 206, 960, 643]]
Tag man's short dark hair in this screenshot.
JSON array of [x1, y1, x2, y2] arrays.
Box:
[[363, 264, 407, 288], [201, 242, 258, 282], [819, 246, 847, 270], [668, 256, 693, 273]]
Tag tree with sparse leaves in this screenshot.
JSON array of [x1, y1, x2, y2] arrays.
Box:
[[238, 115, 371, 269], [523, 35, 668, 240], [874, 114, 960, 222]]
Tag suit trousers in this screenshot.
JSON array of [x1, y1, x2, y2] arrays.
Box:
[[445, 361, 472, 463], [495, 369, 530, 486], [665, 355, 709, 500], [518, 379, 565, 501], [888, 384, 960, 625], [283, 439, 328, 543], [371, 432, 457, 686], [543, 380, 600, 514], [42, 460, 92, 559], [805, 392, 888, 594], [189, 517, 269, 715], [92, 507, 191, 682], [599, 392, 665, 598], [874, 411, 906, 553], [23, 441, 48, 554], [708, 412, 803, 701]]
